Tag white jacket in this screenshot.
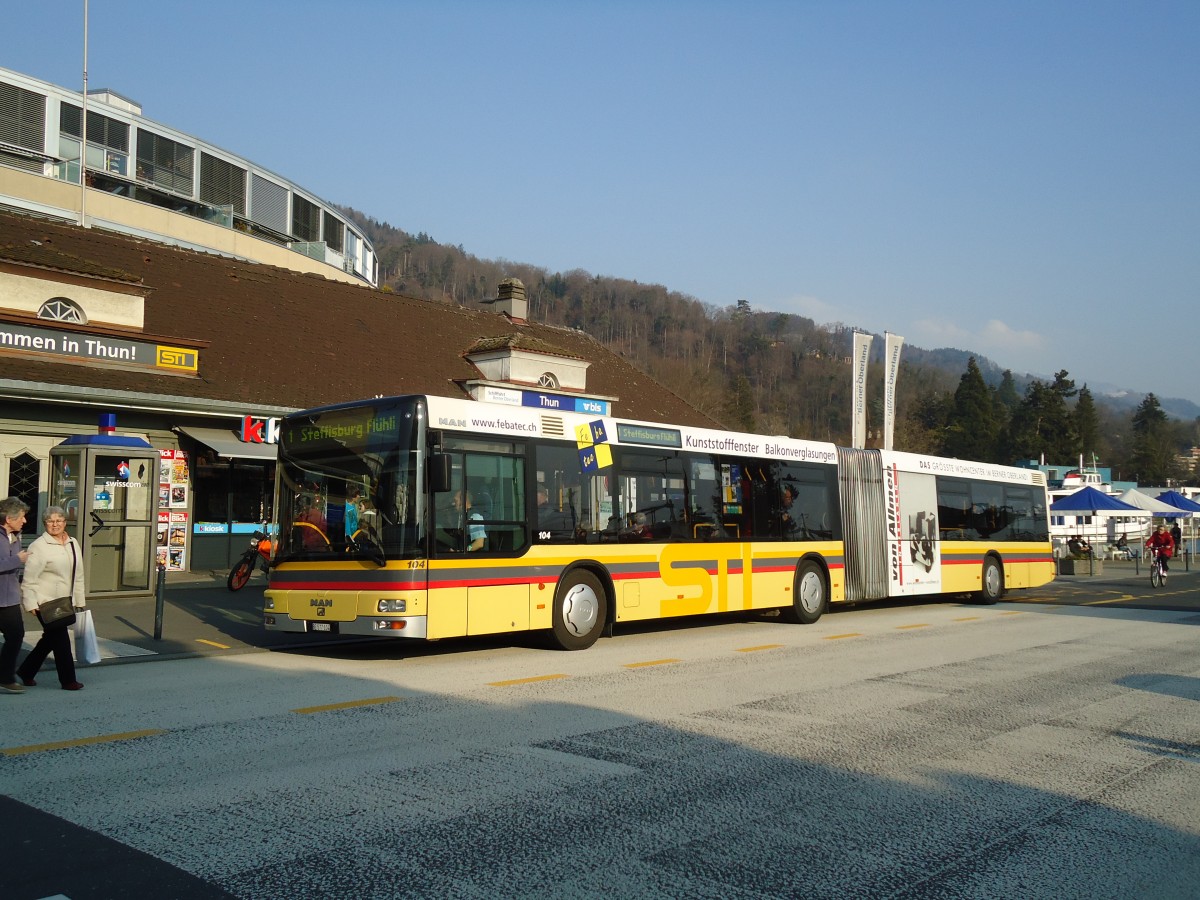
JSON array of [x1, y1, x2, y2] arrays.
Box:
[[21, 531, 86, 612]]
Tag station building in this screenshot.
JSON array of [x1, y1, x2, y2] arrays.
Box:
[[0, 208, 718, 578], [0, 66, 717, 586]]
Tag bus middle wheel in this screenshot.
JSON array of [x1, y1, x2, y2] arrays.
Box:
[[783, 560, 827, 624]]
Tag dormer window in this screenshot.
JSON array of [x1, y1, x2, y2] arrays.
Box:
[[38, 297, 88, 324], [538, 372, 560, 389]]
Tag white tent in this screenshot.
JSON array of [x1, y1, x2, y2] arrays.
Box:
[[1116, 489, 1191, 518]]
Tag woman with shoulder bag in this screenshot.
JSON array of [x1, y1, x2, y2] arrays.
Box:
[[18, 506, 85, 690]]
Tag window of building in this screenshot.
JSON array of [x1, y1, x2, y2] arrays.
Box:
[[538, 372, 560, 389], [322, 211, 344, 253], [0, 81, 47, 173], [59, 103, 130, 179], [38, 297, 87, 324], [292, 195, 320, 242], [6, 452, 40, 538], [250, 174, 288, 235], [200, 152, 247, 216], [0, 82, 46, 152], [136, 129, 194, 195]]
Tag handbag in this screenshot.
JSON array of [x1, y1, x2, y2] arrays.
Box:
[[38, 594, 77, 629], [37, 540, 78, 630]]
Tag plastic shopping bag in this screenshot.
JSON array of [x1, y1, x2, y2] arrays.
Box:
[[74, 609, 101, 665]]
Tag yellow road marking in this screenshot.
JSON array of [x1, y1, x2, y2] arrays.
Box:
[[292, 696, 402, 714], [196, 639, 231, 649], [487, 674, 568, 687], [3, 728, 165, 757], [953, 616, 981, 622], [735, 644, 783, 653], [999, 610, 1026, 615], [624, 658, 681, 668], [896, 623, 929, 630], [825, 633, 861, 640], [1082, 596, 1135, 606]]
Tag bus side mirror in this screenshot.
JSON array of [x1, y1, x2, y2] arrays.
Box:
[[430, 453, 452, 493]]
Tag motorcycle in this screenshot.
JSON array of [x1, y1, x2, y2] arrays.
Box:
[[227, 530, 273, 591]]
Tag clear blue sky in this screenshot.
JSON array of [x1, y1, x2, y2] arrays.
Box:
[[8, 1, 1199, 405]]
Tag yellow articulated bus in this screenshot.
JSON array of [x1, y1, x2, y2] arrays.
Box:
[[264, 394, 1054, 650]]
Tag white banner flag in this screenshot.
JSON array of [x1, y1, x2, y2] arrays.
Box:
[[851, 332, 872, 449], [883, 332, 904, 451]]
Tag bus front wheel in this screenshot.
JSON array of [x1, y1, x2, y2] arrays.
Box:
[[550, 570, 608, 650], [783, 560, 827, 625], [974, 557, 1004, 604]]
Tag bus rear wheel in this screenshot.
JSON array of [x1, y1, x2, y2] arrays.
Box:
[[783, 560, 827, 624], [974, 557, 1004, 604], [550, 570, 607, 650]]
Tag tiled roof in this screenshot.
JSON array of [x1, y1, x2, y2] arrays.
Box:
[[0, 210, 720, 428]]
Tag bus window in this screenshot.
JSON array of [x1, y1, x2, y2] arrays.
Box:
[[937, 479, 976, 540], [533, 442, 592, 543], [777, 462, 839, 540], [614, 451, 685, 542], [435, 441, 525, 554]]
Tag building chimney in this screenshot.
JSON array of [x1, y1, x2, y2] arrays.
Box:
[[495, 278, 528, 322]]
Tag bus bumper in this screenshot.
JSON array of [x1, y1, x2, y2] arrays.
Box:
[[263, 614, 428, 638]]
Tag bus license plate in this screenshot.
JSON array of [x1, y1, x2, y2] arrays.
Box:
[[310, 622, 331, 632]]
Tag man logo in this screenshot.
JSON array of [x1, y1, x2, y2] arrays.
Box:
[[156, 346, 198, 371]]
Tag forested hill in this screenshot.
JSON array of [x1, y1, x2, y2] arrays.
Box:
[[340, 207, 1200, 479]]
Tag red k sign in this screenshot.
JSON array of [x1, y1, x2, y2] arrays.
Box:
[[241, 415, 279, 444]]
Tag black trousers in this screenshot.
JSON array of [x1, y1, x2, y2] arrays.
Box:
[[0, 604, 24, 683], [18, 616, 76, 686]]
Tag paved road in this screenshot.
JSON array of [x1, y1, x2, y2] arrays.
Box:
[[20, 560, 1200, 674], [4, 588, 1199, 899]]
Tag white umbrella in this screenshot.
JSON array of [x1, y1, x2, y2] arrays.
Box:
[[1116, 489, 1190, 518]]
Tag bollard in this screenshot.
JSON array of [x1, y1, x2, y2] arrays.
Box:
[[154, 563, 166, 640]]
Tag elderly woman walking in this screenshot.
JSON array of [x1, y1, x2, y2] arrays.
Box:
[[18, 505, 85, 691]]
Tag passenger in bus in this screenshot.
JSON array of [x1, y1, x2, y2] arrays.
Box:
[[780, 484, 799, 536], [295, 496, 328, 550], [344, 485, 362, 539], [453, 489, 486, 552]]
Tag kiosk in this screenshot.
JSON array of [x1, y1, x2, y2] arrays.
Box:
[[48, 415, 160, 601]]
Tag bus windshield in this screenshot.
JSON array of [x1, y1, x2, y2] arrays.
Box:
[[275, 397, 426, 563]]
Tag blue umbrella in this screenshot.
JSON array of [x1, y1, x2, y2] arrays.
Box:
[[1049, 485, 1143, 514], [1154, 490, 1200, 514]]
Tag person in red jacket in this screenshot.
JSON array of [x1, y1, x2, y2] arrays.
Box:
[[1145, 524, 1175, 578]]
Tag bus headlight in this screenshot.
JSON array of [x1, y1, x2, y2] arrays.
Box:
[[264, 597, 275, 610], [378, 599, 407, 613]]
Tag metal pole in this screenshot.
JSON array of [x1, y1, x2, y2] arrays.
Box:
[[154, 562, 165, 640], [80, 0, 88, 227]]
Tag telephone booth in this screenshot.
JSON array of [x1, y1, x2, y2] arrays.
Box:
[[48, 415, 160, 601]]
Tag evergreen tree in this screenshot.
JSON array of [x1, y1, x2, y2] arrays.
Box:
[[1009, 371, 1077, 463], [1072, 385, 1101, 465], [995, 370, 1021, 412], [942, 358, 998, 461], [1129, 393, 1181, 484]]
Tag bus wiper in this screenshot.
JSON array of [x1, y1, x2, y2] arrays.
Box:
[[349, 532, 387, 567]]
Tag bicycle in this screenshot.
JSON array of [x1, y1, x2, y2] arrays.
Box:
[[1148, 548, 1167, 589], [227, 529, 273, 591]]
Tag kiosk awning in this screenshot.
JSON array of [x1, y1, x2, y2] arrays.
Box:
[[174, 426, 277, 461]]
